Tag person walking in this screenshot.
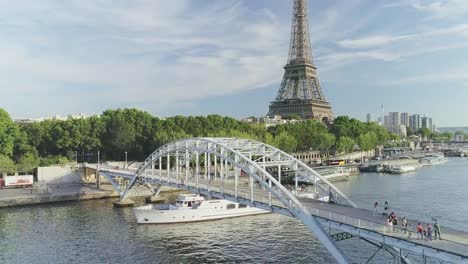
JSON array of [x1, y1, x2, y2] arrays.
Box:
[[328, 188, 335, 204], [383, 201, 389, 217], [387, 218, 393, 232], [427, 224, 433, 241], [417, 223, 424, 240], [373, 202, 379, 216], [402, 217, 408, 234], [434, 221, 442, 240], [406, 223, 412, 239]]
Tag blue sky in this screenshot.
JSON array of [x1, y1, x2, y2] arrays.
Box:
[[1, 0, 467, 126]]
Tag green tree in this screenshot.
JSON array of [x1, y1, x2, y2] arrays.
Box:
[[441, 131, 453, 140], [367, 122, 389, 145], [273, 131, 297, 153], [101, 110, 137, 160], [0, 109, 19, 157], [0, 154, 15, 174], [40, 155, 69, 167], [417, 128, 431, 139], [389, 133, 400, 142], [330, 116, 352, 139], [358, 132, 378, 153], [337, 136, 355, 153], [313, 133, 336, 155], [406, 126, 414, 137], [16, 152, 40, 172]]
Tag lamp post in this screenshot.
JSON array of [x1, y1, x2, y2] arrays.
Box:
[[75, 151, 78, 164], [96, 150, 101, 189], [125, 151, 128, 169]]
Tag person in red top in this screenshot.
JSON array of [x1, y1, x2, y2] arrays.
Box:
[[417, 223, 424, 240]]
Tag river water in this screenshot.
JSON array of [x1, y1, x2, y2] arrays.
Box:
[[1, 158, 467, 264]]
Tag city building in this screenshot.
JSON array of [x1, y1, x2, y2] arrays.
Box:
[[68, 113, 89, 120], [400, 112, 409, 127], [243, 115, 293, 127], [409, 114, 422, 132], [422, 117, 433, 132], [267, 0, 333, 123], [366, 113, 374, 123], [14, 113, 94, 124], [375, 111, 435, 137], [388, 112, 401, 134]]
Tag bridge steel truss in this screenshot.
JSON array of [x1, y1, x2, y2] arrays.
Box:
[[99, 138, 468, 264]]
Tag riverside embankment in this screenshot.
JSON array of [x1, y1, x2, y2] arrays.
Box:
[[0, 184, 119, 208]]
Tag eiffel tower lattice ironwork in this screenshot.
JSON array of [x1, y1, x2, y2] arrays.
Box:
[[268, 0, 333, 123]]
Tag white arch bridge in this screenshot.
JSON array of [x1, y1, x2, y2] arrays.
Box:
[[93, 138, 468, 264]]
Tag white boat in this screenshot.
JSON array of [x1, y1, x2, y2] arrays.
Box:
[[384, 165, 416, 174], [133, 194, 268, 224], [296, 167, 353, 183], [419, 153, 448, 166]]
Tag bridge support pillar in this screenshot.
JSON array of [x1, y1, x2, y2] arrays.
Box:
[[96, 170, 101, 190], [113, 199, 135, 208]]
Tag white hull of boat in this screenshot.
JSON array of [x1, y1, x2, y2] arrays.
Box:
[[385, 165, 416, 174], [133, 199, 268, 224]]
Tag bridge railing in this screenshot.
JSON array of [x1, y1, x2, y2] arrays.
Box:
[[307, 206, 468, 257]]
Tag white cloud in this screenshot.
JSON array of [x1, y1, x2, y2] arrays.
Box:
[[386, 69, 468, 86], [318, 22, 468, 72], [336, 35, 412, 49], [0, 0, 290, 115], [337, 23, 468, 50], [385, 0, 468, 19]]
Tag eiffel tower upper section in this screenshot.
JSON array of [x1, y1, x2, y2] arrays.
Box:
[[268, 0, 333, 123]]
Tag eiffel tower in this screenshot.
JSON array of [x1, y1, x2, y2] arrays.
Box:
[[268, 0, 333, 123]]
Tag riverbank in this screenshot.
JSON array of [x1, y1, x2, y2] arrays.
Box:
[[0, 184, 120, 208]]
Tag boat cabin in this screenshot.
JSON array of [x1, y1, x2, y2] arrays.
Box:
[[175, 194, 205, 208]]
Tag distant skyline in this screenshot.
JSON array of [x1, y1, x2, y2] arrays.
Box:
[[1, 0, 467, 126]]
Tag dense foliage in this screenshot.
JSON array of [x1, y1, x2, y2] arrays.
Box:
[[2, 107, 446, 173]]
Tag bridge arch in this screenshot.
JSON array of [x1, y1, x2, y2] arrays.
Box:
[[126, 138, 355, 206], [117, 138, 355, 263]]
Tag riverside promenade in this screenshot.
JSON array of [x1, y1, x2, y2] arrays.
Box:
[[0, 184, 119, 208]]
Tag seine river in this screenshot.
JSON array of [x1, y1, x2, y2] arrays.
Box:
[[1, 158, 467, 264]]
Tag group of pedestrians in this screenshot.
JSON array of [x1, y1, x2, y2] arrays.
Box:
[[373, 201, 442, 242], [416, 222, 442, 241]]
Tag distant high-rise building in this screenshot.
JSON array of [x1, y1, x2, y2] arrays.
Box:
[[409, 115, 414, 130], [366, 113, 374, 123], [409, 114, 422, 132], [400, 112, 409, 127], [422, 117, 433, 132], [388, 112, 401, 134], [384, 116, 389, 129]]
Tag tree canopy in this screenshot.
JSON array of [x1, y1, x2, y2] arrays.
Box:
[[0, 107, 399, 173]]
